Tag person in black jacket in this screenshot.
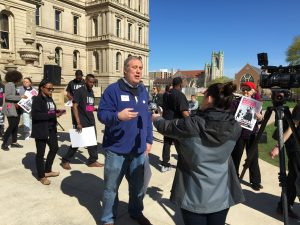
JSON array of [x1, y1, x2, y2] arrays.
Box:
[[31, 80, 65, 185]]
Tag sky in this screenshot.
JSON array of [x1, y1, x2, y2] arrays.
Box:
[[148, 0, 300, 78]]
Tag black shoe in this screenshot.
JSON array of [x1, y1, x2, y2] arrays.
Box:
[[10, 143, 23, 148], [251, 183, 263, 191], [130, 215, 152, 225], [1, 144, 9, 151], [277, 204, 300, 219]]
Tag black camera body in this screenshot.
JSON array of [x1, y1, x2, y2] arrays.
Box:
[[148, 102, 161, 114], [257, 53, 300, 89]]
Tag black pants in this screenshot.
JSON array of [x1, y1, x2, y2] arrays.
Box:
[[62, 145, 98, 164], [278, 150, 300, 207], [181, 208, 229, 225], [162, 136, 173, 167], [35, 128, 59, 178], [231, 134, 261, 185], [2, 115, 21, 145]]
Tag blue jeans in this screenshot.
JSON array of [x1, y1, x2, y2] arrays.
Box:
[[23, 112, 32, 135], [101, 150, 145, 224]]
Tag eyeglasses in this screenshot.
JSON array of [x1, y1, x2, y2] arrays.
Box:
[[44, 87, 55, 92]]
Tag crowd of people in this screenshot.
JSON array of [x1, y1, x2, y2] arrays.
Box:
[[0, 55, 299, 225]]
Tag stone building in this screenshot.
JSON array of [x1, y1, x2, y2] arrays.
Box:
[[0, 0, 150, 104], [204, 50, 224, 86]]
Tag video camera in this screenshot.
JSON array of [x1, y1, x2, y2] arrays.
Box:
[[257, 53, 300, 89]]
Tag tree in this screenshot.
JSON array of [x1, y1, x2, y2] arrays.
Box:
[[206, 76, 233, 87], [286, 36, 300, 65]]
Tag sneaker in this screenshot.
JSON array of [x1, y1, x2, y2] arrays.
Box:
[[10, 143, 23, 148], [1, 144, 9, 151], [130, 215, 152, 225], [61, 162, 71, 170], [87, 161, 104, 167], [40, 177, 51, 185], [161, 166, 171, 173], [251, 183, 263, 191], [45, 171, 60, 177]]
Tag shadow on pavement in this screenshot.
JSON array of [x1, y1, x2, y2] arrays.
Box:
[[146, 186, 184, 225], [242, 189, 300, 224], [148, 152, 161, 171], [22, 152, 38, 180]]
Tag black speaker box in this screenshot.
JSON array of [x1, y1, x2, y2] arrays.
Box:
[[43, 65, 61, 85]]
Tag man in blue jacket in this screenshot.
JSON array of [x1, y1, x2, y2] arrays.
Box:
[[98, 56, 153, 225]]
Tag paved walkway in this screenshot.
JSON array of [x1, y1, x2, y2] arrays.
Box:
[[0, 110, 299, 225]]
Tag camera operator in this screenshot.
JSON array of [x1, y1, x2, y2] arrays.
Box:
[[270, 102, 300, 219], [231, 82, 264, 191]]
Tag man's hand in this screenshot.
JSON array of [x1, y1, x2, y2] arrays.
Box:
[[256, 112, 263, 121], [270, 146, 279, 159], [145, 143, 152, 155], [76, 123, 82, 133], [117, 108, 138, 121], [152, 113, 160, 122]]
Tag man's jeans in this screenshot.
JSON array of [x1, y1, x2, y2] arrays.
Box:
[[101, 150, 145, 224]]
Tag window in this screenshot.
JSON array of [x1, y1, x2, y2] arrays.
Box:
[[93, 51, 99, 71], [138, 27, 142, 43], [128, 23, 132, 40], [36, 5, 41, 26], [36, 44, 43, 66], [240, 73, 254, 88], [0, 13, 9, 49], [55, 10, 61, 31], [55, 47, 62, 66], [116, 19, 121, 37], [73, 16, 79, 35], [138, 0, 142, 12], [92, 18, 98, 36], [116, 52, 121, 70], [128, 0, 131, 7], [73, 51, 79, 69]]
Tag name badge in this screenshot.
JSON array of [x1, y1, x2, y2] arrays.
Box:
[[121, 95, 130, 101]]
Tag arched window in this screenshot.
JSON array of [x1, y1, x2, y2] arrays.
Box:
[[36, 43, 43, 66], [73, 50, 80, 69], [116, 52, 121, 71], [55, 47, 62, 66], [0, 12, 9, 49], [93, 51, 99, 71], [240, 73, 254, 88]]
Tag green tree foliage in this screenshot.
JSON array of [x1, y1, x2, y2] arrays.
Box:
[[286, 36, 300, 65], [206, 76, 233, 87]]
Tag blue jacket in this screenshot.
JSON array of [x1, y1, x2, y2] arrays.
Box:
[[98, 79, 153, 154]]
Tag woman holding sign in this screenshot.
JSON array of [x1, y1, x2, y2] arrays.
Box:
[[231, 82, 264, 191], [31, 79, 65, 185], [1, 71, 27, 151], [18, 77, 38, 140]]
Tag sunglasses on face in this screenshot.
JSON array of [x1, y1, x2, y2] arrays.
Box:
[[44, 87, 55, 92]]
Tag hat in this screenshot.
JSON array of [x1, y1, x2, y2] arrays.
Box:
[[242, 82, 257, 91]]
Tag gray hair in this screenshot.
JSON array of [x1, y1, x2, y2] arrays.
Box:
[[124, 56, 142, 72]]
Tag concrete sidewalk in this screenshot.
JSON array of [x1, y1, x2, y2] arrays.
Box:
[[0, 110, 299, 225]]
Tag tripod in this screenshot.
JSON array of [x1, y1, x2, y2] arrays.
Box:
[[239, 96, 300, 225]]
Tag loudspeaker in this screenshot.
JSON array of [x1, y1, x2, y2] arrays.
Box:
[[43, 65, 61, 85]]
